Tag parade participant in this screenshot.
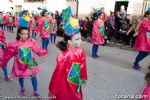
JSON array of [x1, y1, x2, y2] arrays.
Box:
[[50, 13, 57, 44], [49, 7, 87, 100], [91, 8, 105, 58], [1, 27, 48, 96], [7, 12, 14, 32], [0, 28, 11, 81], [14, 12, 19, 28], [140, 66, 150, 100], [3, 13, 7, 30], [34, 14, 40, 34], [29, 14, 37, 39], [0, 12, 3, 29], [38, 8, 50, 49], [133, 8, 150, 70]]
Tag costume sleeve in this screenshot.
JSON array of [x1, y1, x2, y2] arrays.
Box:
[[141, 20, 150, 32], [30, 39, 47, 57], [2, 42, 17, 67], [80, 49, 87, 80], [49, 54, 65, 94]]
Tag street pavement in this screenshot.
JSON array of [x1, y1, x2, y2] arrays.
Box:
[[0, 28, 150, 100]]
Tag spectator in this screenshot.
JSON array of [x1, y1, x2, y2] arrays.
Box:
[[114, 11, 122, 42], [107, 11, 115, 41], [55, 11, 61, 28], [119, 18, 131, 45], [82, 17, 92, 39], [126, 16, 140, 47]]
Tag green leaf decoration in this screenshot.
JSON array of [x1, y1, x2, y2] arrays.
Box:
[[99, 26, 105, 36]]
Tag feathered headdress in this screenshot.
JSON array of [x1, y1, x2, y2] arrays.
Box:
[[96, 7, 104, 15], [18, 10, 30, 28], [62, 7, 80, 36], [37, 7, 48, 16]]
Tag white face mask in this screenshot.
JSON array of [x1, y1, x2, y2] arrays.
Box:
[[72, 33, 82, 47]]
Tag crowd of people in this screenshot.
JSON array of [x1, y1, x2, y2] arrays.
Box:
[[79, 10, 140, 49], [0, 5, 150, 100]]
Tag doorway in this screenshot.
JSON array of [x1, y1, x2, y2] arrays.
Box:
[[114, 1, 129, 13]]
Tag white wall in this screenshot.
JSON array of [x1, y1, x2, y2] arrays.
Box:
[[78, 0, 115, 15], [0, 0, 146, 16], [0, 0, 13, 12]]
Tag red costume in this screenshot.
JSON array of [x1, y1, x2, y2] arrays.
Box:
[[134, 19, 150, 52], [91, 19, 105, 45], [49, 46, 87, 100], [2, 39, 47, 78], [7, 15, 13, 26], [140, 84, 150, 100]]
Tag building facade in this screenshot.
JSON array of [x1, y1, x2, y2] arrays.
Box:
[[0, 0, 149, 17]]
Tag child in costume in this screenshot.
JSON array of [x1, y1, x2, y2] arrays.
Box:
[[50, 14, 57, 44], [0, 12, 4, 29], [133, 8, 150, 70], [38, 9, 50, 49], [29, 15, 37, 39], [91, 8, 105, 58], [140, 66, 150, 100], [0, 28, 11, 81], [3, 13, 7, 30], [7, 13, 14, 32], [1, 27, 48, 96], [14, 12, 19, 28], [49, 7, 87, 100]]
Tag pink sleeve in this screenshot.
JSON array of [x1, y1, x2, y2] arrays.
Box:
[[2, 43, 17, 67], [30, 39, 47, 57], [141, 20, 150, 32]]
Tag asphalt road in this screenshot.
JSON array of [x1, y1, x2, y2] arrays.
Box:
[[0, 28, 150, 100]]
